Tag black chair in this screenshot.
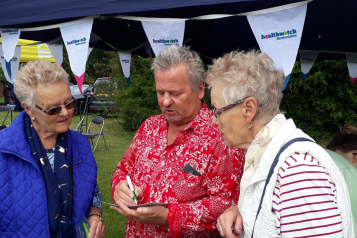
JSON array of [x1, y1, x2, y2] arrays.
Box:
[[82, 116, 107, 152]]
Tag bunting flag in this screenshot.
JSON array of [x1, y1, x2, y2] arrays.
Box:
[[118, 51, 131, 86], [0, 28, 21, 79], [47, 37, 63, 66], [247, 4, 307, 91], [145, 41, 153, 58], [87, 47, 93, 59], [299, 51, 319, 80], [60, 19, 93, 93], [0, 45, 21, 84], [142, 20, 185, 56], [346, 53, 357, 85]]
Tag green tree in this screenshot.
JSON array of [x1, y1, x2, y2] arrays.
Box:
[[281, 60, 357, 140], [114, 56, 161, 131]]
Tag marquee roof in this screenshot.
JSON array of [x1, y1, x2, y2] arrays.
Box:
[[0, 0, 354, 63]]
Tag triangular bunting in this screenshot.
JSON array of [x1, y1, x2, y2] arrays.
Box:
[[60, 19, 93, 94], [145, 41, 153, 58], [0, 45, 21, 84], [0, 28, 21, 63], [142, 20, 185, 56], [247, 4, 307, 91], [87, 47, 93, 59], [299, 51, 319, 80], [118, 51, 131, 87], [346, 53, 357, 86], [47, 37, 63, 66]]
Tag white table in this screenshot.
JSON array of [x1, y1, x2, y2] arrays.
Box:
[[0, 104, 15, 126]]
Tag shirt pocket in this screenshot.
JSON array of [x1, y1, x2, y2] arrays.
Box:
[[172, 167, 204, 202]]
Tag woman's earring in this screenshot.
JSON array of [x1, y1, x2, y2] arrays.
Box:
[[32, 117, 35, 122], [246, 121, 252, 129]]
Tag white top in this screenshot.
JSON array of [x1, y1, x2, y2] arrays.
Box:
[[239, 116, 355, 238]]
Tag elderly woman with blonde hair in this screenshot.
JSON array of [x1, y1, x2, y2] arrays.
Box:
[[0, 60, 105, 238], [205, 51, 355, 238]]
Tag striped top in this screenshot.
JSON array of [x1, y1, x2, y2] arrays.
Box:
[[272, 152, 343, 237]]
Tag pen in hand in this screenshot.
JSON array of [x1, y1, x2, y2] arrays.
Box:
[[126, 175, 138, 205]]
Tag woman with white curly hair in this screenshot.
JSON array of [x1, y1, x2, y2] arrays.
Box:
[[205, 51, 355, 238], [0, 60, 105, 238]]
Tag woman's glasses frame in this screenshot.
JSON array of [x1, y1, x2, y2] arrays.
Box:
[[35, 97, 77, 115], [212, 97, 249, 118]]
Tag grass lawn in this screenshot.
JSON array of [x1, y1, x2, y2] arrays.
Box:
[[0, 110, 134, 237]]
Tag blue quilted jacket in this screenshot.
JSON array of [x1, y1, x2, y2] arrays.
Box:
[[0, 111, 98, 238]]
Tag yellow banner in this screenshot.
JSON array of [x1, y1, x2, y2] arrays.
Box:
[[0, 38, 56, 63]]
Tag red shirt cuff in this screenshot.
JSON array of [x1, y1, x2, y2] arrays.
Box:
[[167, 204, 183, 238]]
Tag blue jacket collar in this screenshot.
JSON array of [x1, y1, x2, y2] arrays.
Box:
[[0, 111, 34, 162]]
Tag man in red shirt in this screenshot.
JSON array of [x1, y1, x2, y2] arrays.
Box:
[[110, 44, 245, 238]]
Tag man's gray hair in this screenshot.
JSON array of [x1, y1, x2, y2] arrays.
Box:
[[205, 50, 285, 125], [151, 44, 205, 91], [14, 60, 69, 108]]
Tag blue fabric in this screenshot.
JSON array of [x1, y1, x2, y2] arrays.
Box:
[[47, 151, 103, 212], [302, 72, 308, 81], [282, 74, 291, 92], [0, 111, 97, 238], [24, 115, 73, 237], [5, 60, 11, 80]]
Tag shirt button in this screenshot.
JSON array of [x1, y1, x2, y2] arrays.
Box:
[[162, 155, 166, 159], [150, 180, 153, 184]]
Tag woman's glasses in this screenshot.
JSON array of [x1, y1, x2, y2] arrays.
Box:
[[35, 98, 77, 115], [212, 97, 248, 118]]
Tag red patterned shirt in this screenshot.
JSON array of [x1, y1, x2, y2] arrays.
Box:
[[111, 102, 245, 238]]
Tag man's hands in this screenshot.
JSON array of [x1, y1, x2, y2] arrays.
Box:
[[113, 179, 143, 206], [110, 203, 169, 226], [217, 206, 243, 238], [112, 179, 169, 226]]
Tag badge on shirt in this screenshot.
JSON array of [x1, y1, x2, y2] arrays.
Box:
[[182, 164, 201, 176]]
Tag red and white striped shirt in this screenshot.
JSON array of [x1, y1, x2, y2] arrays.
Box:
[[272, 152, 343, 238]]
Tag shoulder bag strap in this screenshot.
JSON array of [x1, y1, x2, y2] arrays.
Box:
[[250, 137, 314, 238]]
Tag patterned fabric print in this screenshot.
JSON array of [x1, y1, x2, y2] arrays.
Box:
[[111, 103, 245, 238], [273, 152, 343, 237], [47, 150, 103, 212], [46, 149, 56, 170], [93, 184, 103, 212]]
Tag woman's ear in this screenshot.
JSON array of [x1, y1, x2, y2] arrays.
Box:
[[22, 103, 35, 118], [243, 97, 258, 123]]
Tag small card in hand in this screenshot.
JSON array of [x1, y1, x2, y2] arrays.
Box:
[[75, 215, 90, 238], [182, 164, 201, 176]]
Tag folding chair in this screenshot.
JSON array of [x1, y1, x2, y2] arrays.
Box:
[[82, 116, 107, 152]]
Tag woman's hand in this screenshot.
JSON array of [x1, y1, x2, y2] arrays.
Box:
[[217, 206, 243, 238], [88, 208, 106, 238]]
